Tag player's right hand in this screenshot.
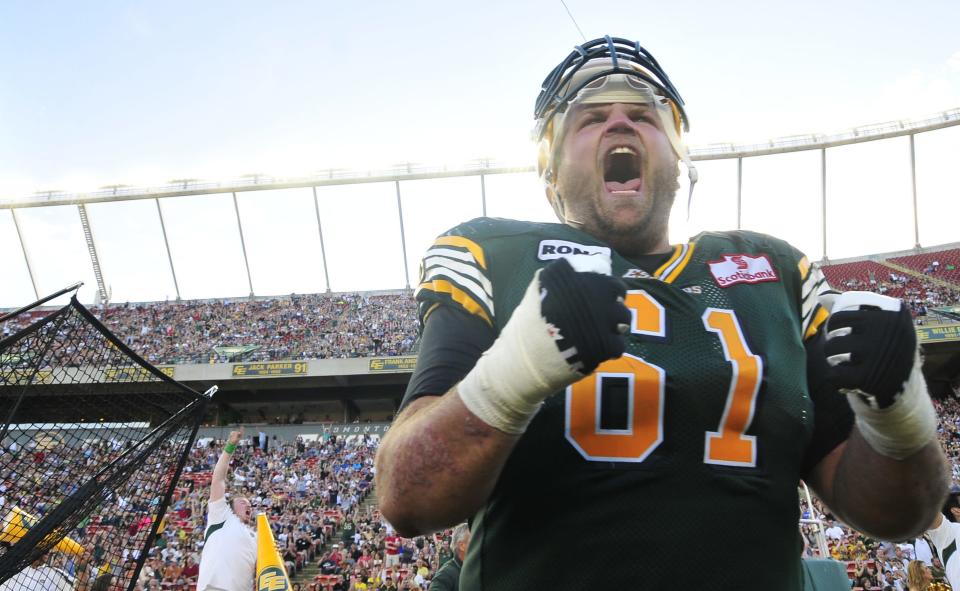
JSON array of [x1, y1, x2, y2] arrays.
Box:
[[457, 254, 629, 434], [537, 257, 630, 375]]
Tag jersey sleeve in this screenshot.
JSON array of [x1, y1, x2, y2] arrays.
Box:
[[206, 497, 228, 525], [415, 232, 495, 328], [400, 305, 496, 409], [786, 245, 853, 477]]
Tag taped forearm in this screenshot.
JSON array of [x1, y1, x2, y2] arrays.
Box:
[[846, 352, 937, 460], [457, 272, 579, 434]]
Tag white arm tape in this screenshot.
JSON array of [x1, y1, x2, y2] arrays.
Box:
[[457, 270, 580, 435], [846, 352, 937, 460]]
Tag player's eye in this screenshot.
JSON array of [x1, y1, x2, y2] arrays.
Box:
[[578, 112, 604, 126], [630, 110, 655, 124]]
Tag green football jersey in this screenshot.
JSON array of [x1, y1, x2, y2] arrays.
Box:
[[415, 217, 833, 590]]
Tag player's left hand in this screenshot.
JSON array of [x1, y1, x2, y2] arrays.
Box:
[[822, 291, 917, 409]]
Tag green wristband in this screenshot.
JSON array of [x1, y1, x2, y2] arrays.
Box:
[[224, 442, 237, 454]]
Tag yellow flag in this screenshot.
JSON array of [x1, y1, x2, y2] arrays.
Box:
[[255, 513, 291, 591], [0, 507, 85, 556]]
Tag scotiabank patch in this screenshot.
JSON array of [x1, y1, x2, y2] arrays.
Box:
[[707, 254, 779, 288]]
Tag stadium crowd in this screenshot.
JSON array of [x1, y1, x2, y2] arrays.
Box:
[[9, 431, 456, 591], [6, 393, 960, 590], [2, 258, 957, 366], [833, 274, 960, 323], [1, 292, 419, 365], [795, 395, 960, 589], [2, 255, 960, 590]]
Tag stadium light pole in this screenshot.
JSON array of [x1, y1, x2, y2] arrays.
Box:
[[312, 187, 333, 293]]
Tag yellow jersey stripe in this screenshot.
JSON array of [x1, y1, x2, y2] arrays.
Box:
[[804, 306, 829, 340], [434, 236, 487, 270], [654, 244, 684, 278], [417, 279, 492, 326], [663, 243, 697, 284]]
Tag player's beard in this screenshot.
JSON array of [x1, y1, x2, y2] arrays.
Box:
[[557, 156, 680, 258]]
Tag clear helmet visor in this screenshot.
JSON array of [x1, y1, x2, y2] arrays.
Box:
[[572, 72, 660, 107]]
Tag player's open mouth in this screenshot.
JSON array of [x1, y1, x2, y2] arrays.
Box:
[[603, 146, 643, 194]]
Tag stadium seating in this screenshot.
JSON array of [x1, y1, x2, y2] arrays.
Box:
[[889, 248, 960, 285], [819, 260, 892, 288]]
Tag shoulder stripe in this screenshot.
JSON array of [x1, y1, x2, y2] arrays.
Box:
[[421, 264, 494, 314], [422, 255, 494, 299], [800, 263, 833, 339], [434, 236, 487, 270], [800, 275, 828, 321], [803, 306, 829, 340], [425, 246, 481, 267], [416, 279, 492, 326], [798, 256, 811, 280]]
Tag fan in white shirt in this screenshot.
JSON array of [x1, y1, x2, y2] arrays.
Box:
[[197, 428, 257, 591]]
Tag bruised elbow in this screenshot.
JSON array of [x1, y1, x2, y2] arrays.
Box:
[[374, 453, 428, 538], [376, 494, 426, 539]]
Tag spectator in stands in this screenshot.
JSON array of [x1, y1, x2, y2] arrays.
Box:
[[383, 530, 401, 568], [198, 428, 256, 591], [824, 522, 844, 541], [430, 523, 469, 591], [907, 559, 950, 591], [925, 493, 960, 589], [381, 574, 398, 591], [91, 572, 114, 591], [181, 555, 199, 584]]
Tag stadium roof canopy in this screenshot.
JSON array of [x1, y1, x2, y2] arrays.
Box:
[[1, 108, 959, 308]]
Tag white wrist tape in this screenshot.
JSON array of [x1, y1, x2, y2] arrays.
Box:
[[846, 352, 937, 460], [457, 269, 581, 434]]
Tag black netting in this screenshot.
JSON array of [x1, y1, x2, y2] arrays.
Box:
[[0, 297, 207, 591]]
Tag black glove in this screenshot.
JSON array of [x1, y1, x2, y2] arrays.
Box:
[[537, 257, 630, 375], [823, 291, 917, 410]]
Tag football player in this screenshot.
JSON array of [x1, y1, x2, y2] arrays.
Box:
[[374, 36, 949, 588]]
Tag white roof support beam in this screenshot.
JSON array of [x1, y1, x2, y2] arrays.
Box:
[[155, 198, 182, 301], [232, 192, 255, 297], [10, 209, 40, 300]]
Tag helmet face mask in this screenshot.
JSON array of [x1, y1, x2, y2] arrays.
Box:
[[534, 36, 689, 144], [534, 36, 698, 221]]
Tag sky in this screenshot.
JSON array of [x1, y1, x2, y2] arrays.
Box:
[[1, 0, 959, 306]]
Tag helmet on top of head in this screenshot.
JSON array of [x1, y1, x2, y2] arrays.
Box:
[[533, 36, 697, 218]]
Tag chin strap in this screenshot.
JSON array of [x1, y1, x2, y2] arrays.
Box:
[[655, 106, 698, 221], [684, 158, 698, 222]]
